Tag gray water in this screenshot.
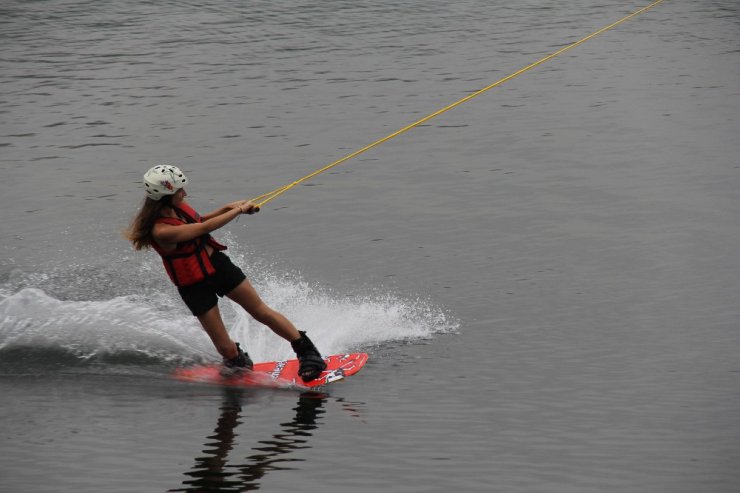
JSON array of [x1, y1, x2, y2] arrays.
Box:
[[2, 0, 740, 491]]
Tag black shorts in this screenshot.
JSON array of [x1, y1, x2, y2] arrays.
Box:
[[177, 251, 246, 317]]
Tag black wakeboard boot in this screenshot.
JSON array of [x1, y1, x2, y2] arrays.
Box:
[[291, 331, 327, 381], [222, 342, 254, 375]]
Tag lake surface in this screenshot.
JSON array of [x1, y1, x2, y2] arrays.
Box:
[[2, 1, 739, 491]]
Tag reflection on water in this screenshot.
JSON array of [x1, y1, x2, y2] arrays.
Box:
[[171, 389, 327, 493]]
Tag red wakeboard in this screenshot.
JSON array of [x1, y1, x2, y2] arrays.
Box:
[[173, 353, 368, 390]]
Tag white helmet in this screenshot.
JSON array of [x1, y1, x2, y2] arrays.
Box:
[[143, 165, 188, 200]]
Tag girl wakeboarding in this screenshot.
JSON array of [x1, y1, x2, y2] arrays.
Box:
[[125, 165, 327, 380]]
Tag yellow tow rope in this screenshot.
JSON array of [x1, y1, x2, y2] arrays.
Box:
[[251, 0, 665, 208]]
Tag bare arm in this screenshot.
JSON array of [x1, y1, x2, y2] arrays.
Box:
[[202, 200, 258, 221], [201, 203, 234, 221], [153, 201, 257, 246]]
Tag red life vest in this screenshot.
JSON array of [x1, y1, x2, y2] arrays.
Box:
[[152, 202, 227, 287]]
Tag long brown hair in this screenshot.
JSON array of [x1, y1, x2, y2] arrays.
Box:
[[124, 195, 174, 250]]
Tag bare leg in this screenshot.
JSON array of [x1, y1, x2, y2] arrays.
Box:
[[225, 279, 301, 342], [227, 279, 326, 380], [197, 305, 239, 359]]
